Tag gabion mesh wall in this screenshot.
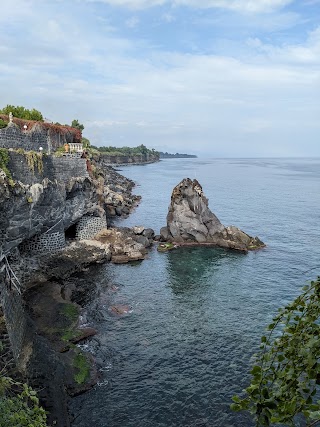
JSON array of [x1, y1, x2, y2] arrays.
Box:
[[1, 286, 26, 362], [75, 215, 107, 240], [19, 231, 66, 255]]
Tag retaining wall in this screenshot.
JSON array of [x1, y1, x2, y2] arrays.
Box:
[[76, 215, 107, 240], [1, 285, 26, 363], [19, 231, 66, 255], [8, 151, 89, 185], [0, 122, 79, 153]]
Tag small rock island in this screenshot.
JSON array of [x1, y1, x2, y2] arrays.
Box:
[[160, 178, 265, 253]]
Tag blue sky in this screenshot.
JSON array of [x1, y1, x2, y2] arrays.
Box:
[[0, 0, 319, 156]]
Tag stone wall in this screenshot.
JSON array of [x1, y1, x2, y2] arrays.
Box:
[[8, 151, 89, 185], [19, 231, 66, 255], [1, 285, 27, 363], [0, 123, 40, 151], [76, 215, 107, 240], [0, 122, 79, 153]]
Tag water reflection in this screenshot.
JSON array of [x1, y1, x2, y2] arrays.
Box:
[[166, 247, 243, 295]]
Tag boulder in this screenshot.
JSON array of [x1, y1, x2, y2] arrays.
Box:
[[133, 234, 151, 248], [160, 178, 265, 252], [142, 228, 155, 239], [133, 225, 145, 235]]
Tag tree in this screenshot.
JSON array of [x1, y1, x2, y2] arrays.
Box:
[[81, 137, 91, 149], [0, 105, 43, 121], [71, 119, 84, 131], [232, 277, 320, 426]]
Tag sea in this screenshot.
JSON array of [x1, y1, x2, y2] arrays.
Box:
[[70, 158, 320, 427]]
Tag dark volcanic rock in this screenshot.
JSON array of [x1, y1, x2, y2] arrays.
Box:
[[160, 178, 265, 252]]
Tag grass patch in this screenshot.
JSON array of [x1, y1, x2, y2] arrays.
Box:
[[61, 303, 79, 322], [61, 329, 81, 342], [73, 353, 90, 385]]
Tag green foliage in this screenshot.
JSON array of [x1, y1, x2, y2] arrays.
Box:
[[24, 151, 44, 174], [81, 137, 91, 148], [0, 376, 47, 427], [61, 329, 81, 342], [0, 148, 13, 183], [61, 303, 79, 322], [91, 144, 158, 157], [71, 119, 84, 132], [0, 118, 8, 129], [0, 105, 43, 121], [232, 277, 320, 426], [73, 353, 90, 385]]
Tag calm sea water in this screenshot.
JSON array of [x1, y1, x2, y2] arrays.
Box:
[[70, 158, 320, 427]]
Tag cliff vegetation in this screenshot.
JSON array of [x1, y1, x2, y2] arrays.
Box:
[[159, 151, 197, 158], [232, 277, 320, 426], [91, 143, 158, 157]]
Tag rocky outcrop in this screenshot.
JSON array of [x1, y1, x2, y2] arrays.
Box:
[[160, 178, 265, 252], [95, 225, 154, 263], [101, 165, 141, 219]]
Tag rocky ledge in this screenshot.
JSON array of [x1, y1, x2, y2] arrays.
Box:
[[160, 178, 265, 253]]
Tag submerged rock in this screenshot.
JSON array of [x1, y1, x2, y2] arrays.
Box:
[[160, 178, 265, 252]]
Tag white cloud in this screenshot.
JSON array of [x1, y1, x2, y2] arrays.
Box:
[[0, 0, 35, 22], [162, 12, 175, 22], [0, 0, 319, 156], [85, 0, 293, 13], [174, 0, 293, 13], [247, 26, 320, 65], [241, 118, 272, 133], [125, 16, 140, 28], [85, 0, 166, 9]]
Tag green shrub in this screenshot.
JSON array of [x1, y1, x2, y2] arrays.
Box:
[[0, 148, 12, 180], [232, 277, 320, 426], [0, 377, 47, 427], [0, 105, 43, 121], [0, 118, 8, 129]]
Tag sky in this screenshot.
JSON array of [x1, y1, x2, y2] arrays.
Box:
[[0, 0, 319, 157]]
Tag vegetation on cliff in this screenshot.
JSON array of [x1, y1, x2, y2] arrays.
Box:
[[91, 144, 158, 157], [159, 151, 197, 158], [22, 150, 44, 175], [0, 375, 47, 427], [0, 119, 8, 129], [0, 105, 44, 122], [0, 148, 12, 180], [232, 277, 320, 426]]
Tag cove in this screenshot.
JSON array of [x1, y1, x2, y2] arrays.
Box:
[[70, 158, 320, 427]]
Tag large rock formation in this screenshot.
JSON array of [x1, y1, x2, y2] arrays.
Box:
[[160, 178, 265, 252]]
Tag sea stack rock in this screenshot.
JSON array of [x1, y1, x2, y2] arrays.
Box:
[[160, 178, 265, 252]]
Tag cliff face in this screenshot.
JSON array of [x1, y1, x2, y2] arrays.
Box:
[[0, 151, 141, 259], [97, 152, 159, 165], [0, 151, 148, 426], [0, 170, 101, 258]]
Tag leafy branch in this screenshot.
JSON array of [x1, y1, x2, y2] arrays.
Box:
[[232, 277, 320, 426]]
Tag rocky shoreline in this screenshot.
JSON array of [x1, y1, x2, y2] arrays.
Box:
[[3, 224, 155, 426], [0, 153, 154, 426], [0, 163, 265, 427]]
